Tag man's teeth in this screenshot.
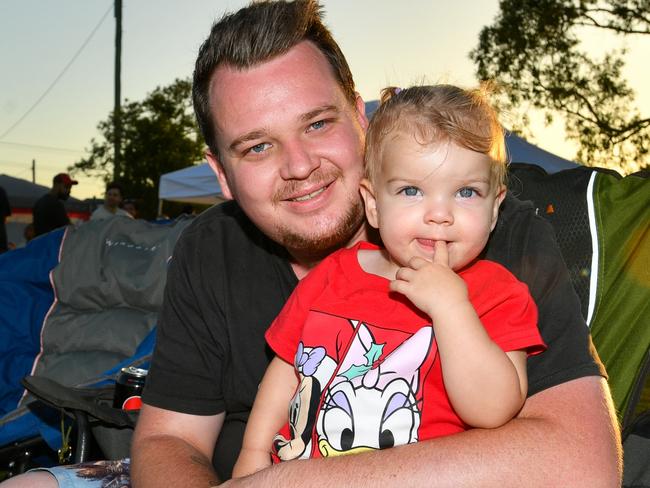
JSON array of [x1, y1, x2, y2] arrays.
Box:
[[292, 186, 326, 202]]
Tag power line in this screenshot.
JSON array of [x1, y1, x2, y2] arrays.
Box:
[[0, 160, 71, 170], [0, 140, 85, 154], [0, 3, 113, 140]]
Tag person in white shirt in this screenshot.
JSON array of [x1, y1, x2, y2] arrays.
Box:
[[90, 182, 132, 221]]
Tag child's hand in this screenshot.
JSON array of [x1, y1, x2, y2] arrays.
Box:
[[389, 241, 469, 321]]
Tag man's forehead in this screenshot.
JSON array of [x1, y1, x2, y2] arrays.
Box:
[[209, 42, 351, 147]]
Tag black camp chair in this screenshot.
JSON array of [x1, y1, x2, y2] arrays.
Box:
[[509, 163, 650, 486]]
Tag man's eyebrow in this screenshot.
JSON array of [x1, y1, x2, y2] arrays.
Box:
[[299, 105, 339, 124], [229, 129, 268, 152]]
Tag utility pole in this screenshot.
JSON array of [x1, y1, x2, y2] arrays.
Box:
[[113, 0, 122, 181], [32, 159, 35, 183]]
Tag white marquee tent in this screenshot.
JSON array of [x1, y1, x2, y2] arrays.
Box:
[[158, 162, 224, 210]]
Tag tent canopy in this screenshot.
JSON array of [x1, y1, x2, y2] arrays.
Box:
[[504, 132, 578, 173], [364, 100, 578, 174], [158, 163, 224, 205], [0, 174, 90, 213]]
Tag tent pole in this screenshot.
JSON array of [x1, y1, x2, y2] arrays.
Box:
[[157, 199, 163, 218]]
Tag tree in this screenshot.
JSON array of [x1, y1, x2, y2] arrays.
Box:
[[471, 0, 649, 173], [70, 78, 205, 218]]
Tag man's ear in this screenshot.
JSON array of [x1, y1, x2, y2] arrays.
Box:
[[355, 93, 369, 132], [359, 178, 379, 229], [206, 151, 234, 200], [490, 185, 507, 231]]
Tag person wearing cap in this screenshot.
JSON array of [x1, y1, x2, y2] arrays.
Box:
[[32, 173, 78, 237]]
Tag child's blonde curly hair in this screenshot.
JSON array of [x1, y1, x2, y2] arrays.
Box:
[[364, 84, 507, 191]]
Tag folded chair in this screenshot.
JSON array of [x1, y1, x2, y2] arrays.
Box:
[[0, 216, 192, 479]]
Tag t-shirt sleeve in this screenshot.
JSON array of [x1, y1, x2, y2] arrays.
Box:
[[143, 231, 227, 415], [467, 261, 545, 356], [265, 259, 331, 364]]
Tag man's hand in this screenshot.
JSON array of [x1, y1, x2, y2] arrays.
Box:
[[131, 404, 224, 487]]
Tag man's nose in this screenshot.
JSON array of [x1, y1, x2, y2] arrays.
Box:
[[280, 140, 320, 180]]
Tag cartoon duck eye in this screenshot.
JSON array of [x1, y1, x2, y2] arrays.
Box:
[[340, 428, 354, 451], [380, 387, 419, 447], [322, 390, 354, 451], [379, 429, 395, 449]]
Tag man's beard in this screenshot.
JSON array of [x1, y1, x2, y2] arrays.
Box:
[[275, 197, 365, 262]]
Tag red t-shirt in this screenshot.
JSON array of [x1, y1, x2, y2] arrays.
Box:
[[266, 242, 545, 461]]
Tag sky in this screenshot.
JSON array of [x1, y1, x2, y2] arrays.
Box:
[[0, 0, 648, 201]]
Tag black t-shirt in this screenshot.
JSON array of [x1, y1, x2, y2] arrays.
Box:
[[33, 192, 69, 236], [144, 195, 603, 480]]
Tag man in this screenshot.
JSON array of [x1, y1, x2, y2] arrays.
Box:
[[5, 1, 621, 487], [138, 1, 620, 486], [32, 173, 77, 236], [90, 182, 132, 221]]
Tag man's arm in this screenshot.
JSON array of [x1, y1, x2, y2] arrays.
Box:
[[131, 404, 224, 488], [229, 376, 621, 487]]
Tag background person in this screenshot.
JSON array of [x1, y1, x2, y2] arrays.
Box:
[[0, 185, 10, 253], [32, 173, 77, 237], [122, 199, 138, 219], [90, 182, 132, 221]]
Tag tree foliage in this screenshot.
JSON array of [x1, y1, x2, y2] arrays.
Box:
[[70, 78, 205, 218], [471, 0, 649, 173]]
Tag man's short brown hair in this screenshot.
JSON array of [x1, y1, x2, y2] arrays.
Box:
[[192, 0, 356, 157]]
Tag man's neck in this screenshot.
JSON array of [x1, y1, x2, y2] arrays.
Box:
[[289, 222, 377, 280]]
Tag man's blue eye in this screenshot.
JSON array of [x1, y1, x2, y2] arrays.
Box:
[[250, 143, 268, 154], [458, 187, 475, 198], [311, 120, 325, 130]]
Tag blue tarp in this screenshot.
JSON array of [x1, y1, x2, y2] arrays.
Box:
[[0, 229, 63, 417]]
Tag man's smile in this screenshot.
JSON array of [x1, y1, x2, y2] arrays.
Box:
[[290, 184, 330, 202]]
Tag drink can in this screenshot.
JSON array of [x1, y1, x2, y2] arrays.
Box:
[[113, 366, 148, 410]]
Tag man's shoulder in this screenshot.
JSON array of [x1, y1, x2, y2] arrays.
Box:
[[180, 200, 251, 238], [176, 200, 284, 258], [493, 194, 552, 240]]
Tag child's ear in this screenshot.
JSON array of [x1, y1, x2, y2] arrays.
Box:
[[359, 178, 379, 229], [490, 185, 507, 231]]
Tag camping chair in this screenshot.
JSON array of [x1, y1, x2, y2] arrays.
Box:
[[509, 163, 650, 486], [0, 216, 192, 479]]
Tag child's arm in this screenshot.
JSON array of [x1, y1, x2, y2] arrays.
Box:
[[232, 356, 297, 478], [390, 241, 527, 428]]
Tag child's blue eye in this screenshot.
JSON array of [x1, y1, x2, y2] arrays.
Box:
[[458, 187, 475, 198], [399, 186, 421, 197]]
